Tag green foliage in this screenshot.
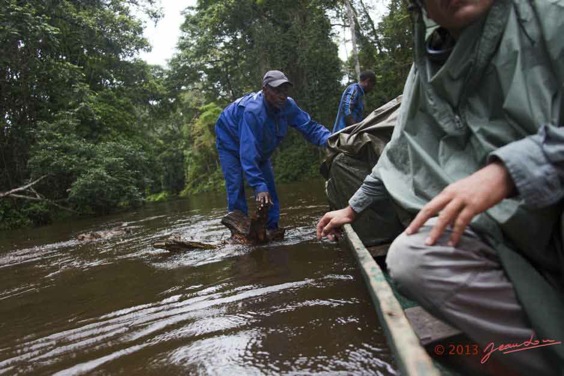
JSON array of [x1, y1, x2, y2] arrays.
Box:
[[1, 0, 415, 228], [0, 201, 32, 230], [1, 0, 162, 224], [371, 0, 413, 105], [347, 0, 413, 109], [146, 192, 170, 202], [182, 102, 224, 194], [273, 132, 324, 183], [69, 167, 142, 215], [171, 0, 342, 118], [332, 0, 413, 111], [156, 147, 184, 194], [21, 202, 52, 226], [65, 140, 151, 215], [0, 198, 54, 230], [28, 114, 153, 215], [28, 115, 96, 200]]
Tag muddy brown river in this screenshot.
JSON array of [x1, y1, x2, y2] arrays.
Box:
[[0, 179, 397, 375]]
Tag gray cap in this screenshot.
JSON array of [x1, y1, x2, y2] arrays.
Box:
[[262, 70, 293, 88]]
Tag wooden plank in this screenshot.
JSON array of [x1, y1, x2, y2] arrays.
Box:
[[343, 224, 441, 376], [366, 243, 390, 258], [404, 306, 462, 347]]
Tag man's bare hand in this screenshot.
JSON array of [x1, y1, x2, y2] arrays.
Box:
[[256, 191, 273, 206], [316, 206, 357, 241], [406, 161, 515, 246]]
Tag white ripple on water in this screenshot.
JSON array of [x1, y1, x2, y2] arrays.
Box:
[[269, 298, 358, 315], [145, 210, 324, 264], [0, 241, 76, 270], [0, 210, 323, 278], [0, 284, 41, 301], [0, 279, 316, 374], [165, 332, 266, 376]]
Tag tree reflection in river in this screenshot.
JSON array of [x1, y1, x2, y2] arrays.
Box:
[[0, 179, 397, 375]]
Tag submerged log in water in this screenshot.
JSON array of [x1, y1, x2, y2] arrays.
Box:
[[152, 235, 217, 252], [153, 203, 285, 252], [76, 224, 133, 242]]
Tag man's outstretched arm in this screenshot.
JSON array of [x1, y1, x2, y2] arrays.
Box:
[[316, 206, 357, 241], [317, 171, 388, 241]]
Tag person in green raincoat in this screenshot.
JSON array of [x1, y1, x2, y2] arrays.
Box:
[[317, 0, 564, 374]]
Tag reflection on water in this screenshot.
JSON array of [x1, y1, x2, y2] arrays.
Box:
[[0, 179, 396, 375]]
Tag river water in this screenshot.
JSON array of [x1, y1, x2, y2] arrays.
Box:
[[0, 179, 396, 375]]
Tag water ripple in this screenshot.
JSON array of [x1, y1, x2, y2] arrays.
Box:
[[0, 280, 313, 374]]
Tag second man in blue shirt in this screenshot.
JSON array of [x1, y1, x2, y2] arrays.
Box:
[[332, 71, 376, 133]]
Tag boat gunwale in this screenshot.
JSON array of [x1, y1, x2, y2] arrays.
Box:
[[343, 223, 441, 376]]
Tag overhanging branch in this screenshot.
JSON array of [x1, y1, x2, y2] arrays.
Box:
[[0, 176, 78, 213], [0, 176, 47, 198]]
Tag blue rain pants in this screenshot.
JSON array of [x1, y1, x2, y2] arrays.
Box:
[[217, 144, 280, 229]]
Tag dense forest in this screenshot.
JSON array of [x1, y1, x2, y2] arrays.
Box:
[[0, 0, 413, 230]]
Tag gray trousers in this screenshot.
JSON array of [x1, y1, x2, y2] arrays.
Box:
[[386, 218, 559, 376]]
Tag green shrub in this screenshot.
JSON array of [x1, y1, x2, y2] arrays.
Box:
[[0, 201, 32, 230], [146, 192, 170, 202], [21, 202, 52, 226]]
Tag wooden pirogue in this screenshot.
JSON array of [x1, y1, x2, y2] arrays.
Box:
[[339, 224, 521, 375], [342, 224, 442, 375]]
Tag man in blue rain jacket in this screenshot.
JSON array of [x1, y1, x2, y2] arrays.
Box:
[[215, 70, 330, 230], [332, 71, 376, 134]]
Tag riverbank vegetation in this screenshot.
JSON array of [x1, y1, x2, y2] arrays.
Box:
[[0, 0, 412, 230]]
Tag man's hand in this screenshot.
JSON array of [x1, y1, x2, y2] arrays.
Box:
[[316, 206, 358, 241], [256, 191, 273, 206], [406, 161, 516, 246]]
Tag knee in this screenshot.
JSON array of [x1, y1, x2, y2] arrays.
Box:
[[386, 232, 424, 295]]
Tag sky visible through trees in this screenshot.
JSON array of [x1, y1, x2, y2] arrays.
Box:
[[139, 0, 389, 67]]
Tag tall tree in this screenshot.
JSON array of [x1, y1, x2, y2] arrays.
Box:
[[0, 0, 163, 225], [351, 0, 413, 108], [170, 0, 342, 121], [168, 0, 343, 190]]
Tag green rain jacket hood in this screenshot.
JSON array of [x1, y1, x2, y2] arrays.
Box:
[[374, 0, 564, 366]]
